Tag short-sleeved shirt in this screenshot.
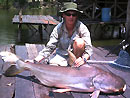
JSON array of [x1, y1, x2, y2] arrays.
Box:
[[39, 20, 93, 58]]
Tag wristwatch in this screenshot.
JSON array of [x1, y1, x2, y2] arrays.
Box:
[[33, 59, 38, 64]]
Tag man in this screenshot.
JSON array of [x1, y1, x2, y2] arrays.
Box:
[[27, 2, 93, 67]]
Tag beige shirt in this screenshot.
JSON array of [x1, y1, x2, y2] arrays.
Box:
[[39, 20, 93, 58]]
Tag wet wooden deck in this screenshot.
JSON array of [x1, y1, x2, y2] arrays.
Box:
[[12, 15, 59, 25], [12, 15, 59, 41], [0, 44, 130, 98]]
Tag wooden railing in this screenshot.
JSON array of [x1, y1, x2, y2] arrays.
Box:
[[77, 0, 127, 21]]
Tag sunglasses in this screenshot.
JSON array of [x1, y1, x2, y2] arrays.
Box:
[[65, 13, 77, 17]]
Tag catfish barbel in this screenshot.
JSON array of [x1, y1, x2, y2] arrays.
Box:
[[0, 51, 126, 98]]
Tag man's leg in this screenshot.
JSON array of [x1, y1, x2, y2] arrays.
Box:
[[49, 53, 68, 66], [73, 38, 85, 58]]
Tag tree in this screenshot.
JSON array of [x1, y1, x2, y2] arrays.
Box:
[[5, 0, 8, 9], [18, 0, 27, 8], [0, 0, 10, 9]]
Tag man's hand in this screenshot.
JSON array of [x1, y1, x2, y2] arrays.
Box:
[[74, 57, 85, 67], [34, 55, 44, 62], [25, 55, 44, 63], [74, 53, 90, 67]]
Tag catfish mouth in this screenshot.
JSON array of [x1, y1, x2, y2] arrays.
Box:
[[117, 84, 126, 93], [101, 84, 126, 95], [113, 84, 126, 94]]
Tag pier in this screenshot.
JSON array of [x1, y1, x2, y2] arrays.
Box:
[[0, 44, 130, 98], [12, 15, 60, 41]]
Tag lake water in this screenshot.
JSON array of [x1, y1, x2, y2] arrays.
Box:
[[0, 9, 17, 44]]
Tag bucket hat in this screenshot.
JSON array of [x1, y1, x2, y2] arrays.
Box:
[[59, 2, 83, 13]]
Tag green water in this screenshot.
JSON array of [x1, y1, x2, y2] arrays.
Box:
[[0, 9, 18, 44]]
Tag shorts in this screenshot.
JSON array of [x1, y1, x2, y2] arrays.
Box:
[[48, 53, 69, 66]]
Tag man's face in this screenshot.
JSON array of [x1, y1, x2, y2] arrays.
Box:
[[63, 11, 78, 25]]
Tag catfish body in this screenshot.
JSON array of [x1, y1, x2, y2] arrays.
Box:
[[15, 59, 126, 93], [0, 51, 126, 98]]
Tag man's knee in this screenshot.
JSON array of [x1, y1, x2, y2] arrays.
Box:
[[73, 38, 85, 48]]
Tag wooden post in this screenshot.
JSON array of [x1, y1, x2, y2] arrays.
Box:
[[114, 0, 117, 19], [19, 9, 22, 23], [17, 9, 23, 42], [38, 25, 43, 41], [18, 24, 22, 42], [126, 0, 130, 40], [92, 1, 96, 19]]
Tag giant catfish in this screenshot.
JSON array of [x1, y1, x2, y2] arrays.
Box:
[[0, 51, 126, 98]]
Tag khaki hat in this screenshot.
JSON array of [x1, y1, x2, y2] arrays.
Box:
[[59, 2, 83, 13]]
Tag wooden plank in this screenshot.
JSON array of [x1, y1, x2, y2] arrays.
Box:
[[92, 46, 130, 98], [15, 45, 35, 98], [12, 15, 59, 25], [46, 15, 59, 25], [26, 44, 39, 59], [35, 44, 45, 52], [72, 93, 108, 98], [0, 45, 8, 71], [53, 92, 74, 98], [25, 43, 75, 98], [72, 92, 90, 98], [72, 83, 108, 97], [0, 45, 15, 98], [25, 44, 51, 98], [47, 15, 60, 25]]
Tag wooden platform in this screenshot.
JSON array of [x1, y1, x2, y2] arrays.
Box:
[[0, 44, 130, 98], [12, 15, 59, 25], [12, 15, 60, 41]]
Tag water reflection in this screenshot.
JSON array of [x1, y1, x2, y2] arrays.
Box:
[[0, 9, 17, 44]]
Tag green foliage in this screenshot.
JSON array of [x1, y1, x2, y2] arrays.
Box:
[[0, 0, 28, 9], [0, 0, 2, 4], [0, 0, 14, 9], [0, 0, 6, 5], [15, 0, 27, 6], [0, 0, 55, 9]]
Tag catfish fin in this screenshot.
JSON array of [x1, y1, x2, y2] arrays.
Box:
[[67, 50, 76, 67], [53, 88, 71, 93], [3, 64, 24, 77], [90, 90, 100, 98]]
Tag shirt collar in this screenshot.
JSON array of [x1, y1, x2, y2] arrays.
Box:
[[61, 20, 80, 33]]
